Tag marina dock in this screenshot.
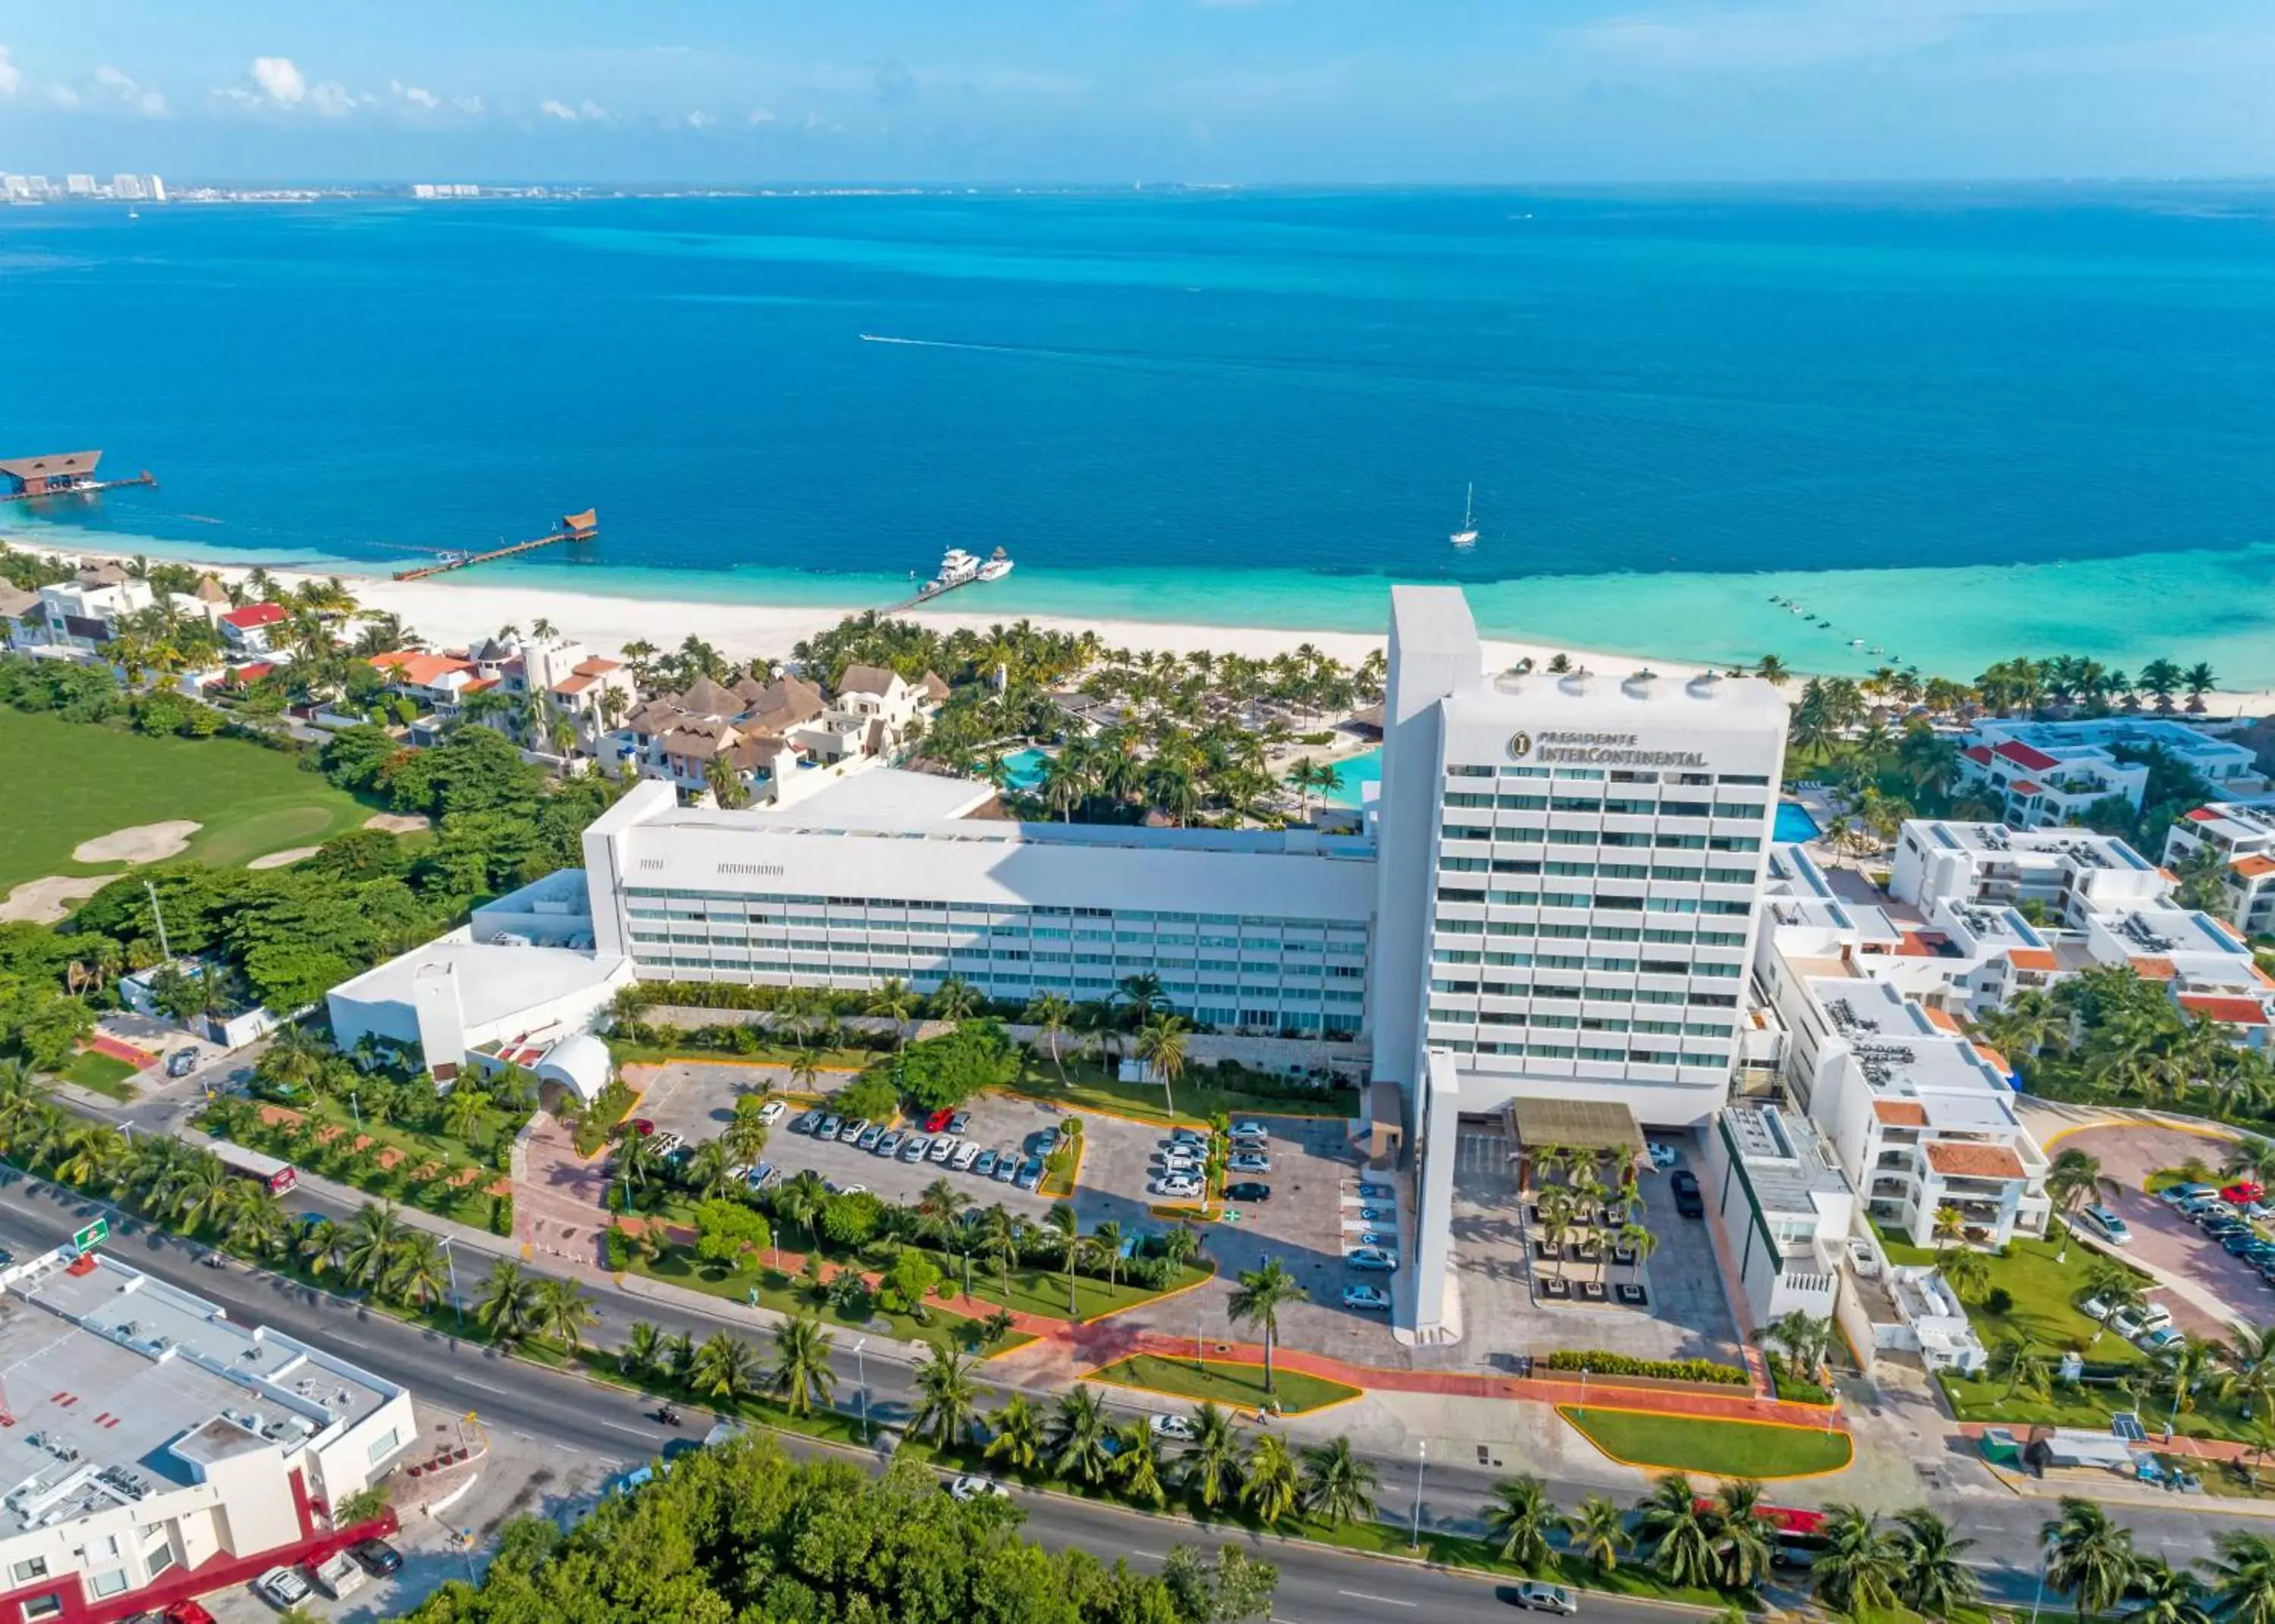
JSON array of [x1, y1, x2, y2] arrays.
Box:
[[883, 544, 1015, 612], [0, 450, 155, 503], [392, 508, 598, 582]]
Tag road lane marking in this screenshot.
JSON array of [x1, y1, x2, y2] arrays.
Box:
[[1335, 1591, 1416, 1609], [460, 1378, 510, 1396], [600, 1421, 652, 1437]]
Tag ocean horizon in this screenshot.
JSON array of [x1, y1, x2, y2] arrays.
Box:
[[6, 186, 2275, 683]]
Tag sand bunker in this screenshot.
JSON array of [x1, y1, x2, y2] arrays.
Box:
[[0, 875, 110, 925], [73, 820, 202, 864], [246, 846, 321, 870], [364, 812, 431, 833]]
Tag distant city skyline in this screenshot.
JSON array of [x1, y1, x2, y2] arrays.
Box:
[[1, 1, 2273, 183]]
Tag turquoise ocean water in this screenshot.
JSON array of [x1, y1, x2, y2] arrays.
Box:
[[5, 187, 2275, 682]]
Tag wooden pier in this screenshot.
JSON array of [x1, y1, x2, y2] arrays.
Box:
[[393, 508, 598, 582], [0, 450, 155, 503], [0, 472, 157, 505], [881, 574, 983, 614]]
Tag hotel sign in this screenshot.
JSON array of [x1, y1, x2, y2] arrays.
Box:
[[1509, 730, 1706, 767]]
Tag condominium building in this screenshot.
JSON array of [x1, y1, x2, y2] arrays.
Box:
[[2165, 803, 2275, 939], [1890, 820, 2170, 926], [1959, 717, 2263, 829], [0, 1249, 413, 1622]]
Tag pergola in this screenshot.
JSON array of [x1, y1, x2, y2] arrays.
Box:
[[1506, 1097, 1646, 1187]]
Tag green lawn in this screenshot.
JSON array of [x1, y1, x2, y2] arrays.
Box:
[[630, 1251, 1033, 1358], [1559, 1407, 1854, 1478], [0, 708, 376, 889], [1090, 1354, 1359, 1416], [61, 1050, 140, 1099], [1005, 1057, 1357, 1127], [1880, 1224, 2151, 1368], [209, 1099, 516, 1231], [936, 1255, 1214, 1325]]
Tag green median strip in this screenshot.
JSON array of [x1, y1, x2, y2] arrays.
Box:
[[1559, 1406, 1853, 1478], [1089, 1354, 1360, 1416]]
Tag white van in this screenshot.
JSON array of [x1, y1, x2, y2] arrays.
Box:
[[2079, 1204, 2132, 1245]]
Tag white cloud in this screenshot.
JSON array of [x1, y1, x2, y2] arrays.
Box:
[[391, 79, 440, 109], [540, 97, 579, 121], [578, 98, 610, 121], [0, 46, 18, 98], [94, 64, 131, 89], [250, 55, 306, 105], [309, 80, 353, 117], [453, 94, 485, 114], [685, 109, 714, 127], [47, 84, 80, 107], [84, 64, 168, 118], [748, 107, 777, 126]]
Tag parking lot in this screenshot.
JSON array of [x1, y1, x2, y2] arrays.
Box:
[[1444, 1124, 1743, 1370]]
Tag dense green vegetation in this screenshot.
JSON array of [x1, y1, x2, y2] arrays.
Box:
[[1976, 964, 2275, 1121], [0, 704, 373, 889]]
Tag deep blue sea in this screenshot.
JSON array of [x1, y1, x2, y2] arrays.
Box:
[[6, 187, 2275, 681]]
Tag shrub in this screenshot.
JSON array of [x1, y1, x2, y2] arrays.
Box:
[[489, 1193, 513, 1236], [1539, 1350, 1748, 1386], [1983, 1285, 2015, 1317], [832, 1071, 901, 1126], [894, 1020, 1021, 1112], [604, 1224, 632, 1270]]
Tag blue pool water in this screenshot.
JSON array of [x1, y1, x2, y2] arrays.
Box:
[[1319, 749, 1382, 809], [1774, 801, 1823, 844], [1000, 746, 1053, 789]]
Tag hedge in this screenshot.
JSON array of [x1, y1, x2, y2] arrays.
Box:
[[1540, 1350, 1749, 1386]]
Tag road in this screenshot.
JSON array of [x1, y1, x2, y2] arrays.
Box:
[[0, 1176, 1670, 1624]]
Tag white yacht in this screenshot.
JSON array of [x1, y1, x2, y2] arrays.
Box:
[[977, 546, 1015, 582], [934, 548, 982, 588], [1450, 482, 1478, 548]]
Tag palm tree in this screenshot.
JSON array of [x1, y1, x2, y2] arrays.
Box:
[[1893, 1506, 1981, 1621], [1709, 1479, 1778, 1590], [685, 1138, 738, 1199], [1045, 1202, 1082, 1315], [2044, 1497, 2137, 1624], [984, 1393, 1046, 1475], [1088, 1219, 1128, 1291], [1025, 992, 1075, 1083], [1296, 1437, 1379, 1528], [1178, 1402, 1244, 1510], [1571, 1494, 1629, 1574], [338, 1203, 410, 1290], [1046, 1384, 1116, 1485], [475, 1261, 543, 1349], [2045, 1148, 2109, 1261], [1112, 1421, 1167, 1506], [767, 1314, 837, 1416], [928, 977, 981, 1023], [2129, 1557, 2208, 1624], [440, 1086, 493, 1146], [1135, 1014, 1190, 1119], [909, 1345, 983, 1450], [687, 1331, 761, 1400], [1227, 1259, 1307, 1399], [1941, 1246, 1991, 1306], [775, 1169, 827, 1250], [1116, 972, 1166, 1024], [1483, 1475, 1566, 1569], [867, 977, 920, 1049], [1812, 1504, 1903, 1616], [1636, 1473, 1718, 1588], [1241, 1433, 1299, 1524], [381, 1231, 451, 1309], [532, 1278, 598, 1352], [619, 1319, 667, 1380], [1994, 1334, 2054, 1401], [2199, 1531, 2275, 1624]]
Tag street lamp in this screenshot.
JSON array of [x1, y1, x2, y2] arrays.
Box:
[[1577, 1365, 1589, 1416], [855, 1337, 870, 1445], [1408, 1438, 1426, 1550], [438, 1234, 464, 1332]]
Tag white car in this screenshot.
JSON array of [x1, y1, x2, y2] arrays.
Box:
[[1148, 1413, 1196, 1441], [1646, 1141, 1678, 1172], [1230, 1121, 1268, 1140], [949, 1475, 1010, 1501], [1154, 1177, 1203, 1199], [2079, 1295, 2114, 1322], [952, 1142, 983, 1171], [256, 1566, 312, 1610], [930, 1134, 959, 1163], [756, 1098, 786, 1125], [1348, 1246, 1398, 1271], [1341, 1283, 1392, 1311], [1228, 1152, 1271, 1174]]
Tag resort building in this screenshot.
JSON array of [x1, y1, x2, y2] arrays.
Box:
[[217, 601, 289, 655], [1699, 1102, 1853, 1329], [0, 1249, 413, 1623], [2164, 803, 2275, 939], [1959, 717, 2263, 828], [1889, 820, 2170, 926], [28, 563, 155, 654]]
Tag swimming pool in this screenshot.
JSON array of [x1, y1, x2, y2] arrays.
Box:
[[1317, 748, 1381, 809], [1774, 801, 1822, 844], [999, 747, 1052, 790]]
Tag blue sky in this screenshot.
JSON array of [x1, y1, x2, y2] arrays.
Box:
[[2, 0, 2273, 183]]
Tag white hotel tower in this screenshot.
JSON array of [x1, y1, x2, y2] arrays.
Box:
[[362, 585, 1787, 1343], [1370, 588, 1788, 1332]]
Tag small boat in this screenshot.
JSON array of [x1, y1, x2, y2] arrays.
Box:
[[977, 546, 1014, 582], [1450, 482, 1479, 548]]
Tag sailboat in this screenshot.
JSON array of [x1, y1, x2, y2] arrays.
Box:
[[1450, 482, 1479, 548]]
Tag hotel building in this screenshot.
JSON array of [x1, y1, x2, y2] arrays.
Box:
[[2165, 802, 2275, 939], [1959, 716, 2264, 829]]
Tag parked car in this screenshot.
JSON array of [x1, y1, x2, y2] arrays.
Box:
[[1342, 1283, 1392, 1310], [2110, 1306, 2170, 1340], [757, 1099, 786, 1125], [858, 1125, 886, 1151], [974, 1148, 999, 1177], [930, 1135, 959, 1163], [1228, 1152, 1272, 1174], [1646, 1141, 1678, 1172], [2162, 1182, 2219, 1206], [947, 1111, 972, 1136], [2079, 1204, 2132, 1244], [925, 1107, 956, 1134], [1230, 1121, 1268, 1140], [816, 1115, 842, 1138], [167, 1048, 199, 1078], [1148, 1413, 1196, 1441], [1348, 1246, 1398, 1271], [2078, 1294, 2114, 1321], [949, 1475, 1010, 1501], [1015, 1157, 1044, 1190], [952, 1141, 982, 1171], [1171, 1127, 1210, 1147], [1155, 1176, 1203, 1198], [349, 1538, 404, 1576], [164, 1604, 216, 1624], [790, 1110, 821, 1135], [747, 1162, 780, 1190], [1670, 1171, 1705, 1218], [1225, 1182, 1272, 1202], [995, 1153, 1022, 1184], [871, 1130, 899, 1156], [1511, 1582, 1579, 1615], [2226, 1181, 2266, 1206], [648, 1130, 683, 1155], [896, 1133, 927, 1162], [2141, 1325, 2189, 1353], [255, 1566, 312, 1610], [2222, 1230, 2267, 1256]]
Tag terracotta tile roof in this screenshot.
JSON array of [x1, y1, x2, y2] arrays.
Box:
[[1962, 745, 1994, 766], [227, 661, 275, 682], [1897, 931, 1951, 958], [2130, 955, 2179, 981], [2179, 995, 2271, 1027], [2007, 947, 2059, 971], [1993, 739, 2063, 773], [2011, 779, 2045, 796], [220, 601, 288, 630], [551, 674, 595, 696], [369, 651, 476, 687], [571, 657, 622, 676], [1925, 1141, 2027, 1180], [1919, 1006, 1965, 1034], [1969, 1042, 2013, 1074], [2232, 854, 2275, 879], [2188, 807, 2223, 822], [1873, 1100, 1929, 1127]]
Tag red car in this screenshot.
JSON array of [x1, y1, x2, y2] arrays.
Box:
[[924, 1108, 955, 1134], [2224, 1181, 2264, 1206], [165, 1604, 216, 1624], [629, 1118, 657, 1137]]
